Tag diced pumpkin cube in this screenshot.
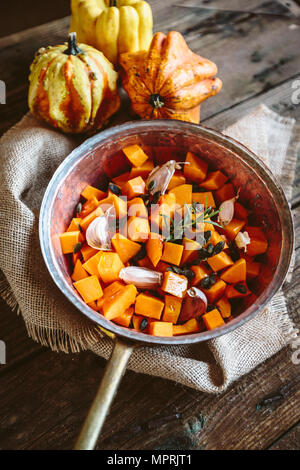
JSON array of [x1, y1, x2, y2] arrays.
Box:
[[191, 264, 211, 286], [81, 244, 98, 261], [152, 193, 177, 232], [59, 231, 81, 254], [215, 183, 235, 202], [200, 171, 228, 190], [146, 233, 164, 267], [220, 259, 246, 283], [149, 321, 173, 337], [112, 172, 131, 187], [132, 315, 144, 331], [82, 251, 103, 278], [226, 282, 251, 299], [73, 275, 103, 304], [192, 192, 216, 208], [81, 185, 106, 201], [184, 151, 208, 183], [72, 251, 81, 266], [156, 261, 171, 273], [161, 272, 188, 298], [129, 160, 154, 179], [111, 233, 141, 263], [207, 230, 228, 248], [245, 226, 268, 256], [180, 237, 202, 265], [80, 206, 104, 231], [126, 216, 150, 242], [207, 252, 233, 271], [135, 293, 164, 320], [161, 242, 183, 266], [67, 218, 83, 235], [137, 256, 153, 269], [162, 295, 182, 323], [234, 202, 248, 220], [103, 280, 125, 298], [203, 309, 225, 330], [173, 318, 201, 335], [202, 279, 226, 303], [167, 171, 186, 190], [169, 184, 192, 207], [102, 284, 137, 320], [224, 218, 246, 240], [216, 296, 231, 318], [99, 193, 127, 219], [113, 307, 134, 328], [122, 176, 146, 199], [80, 196, 100, 218], [123, 144, 149, 167], [98, 252, 124, 284], [127, 197, 148, 218], [71, 259, 89, 282], [246, 260, 261, 279], [87, 300, 101, 312]]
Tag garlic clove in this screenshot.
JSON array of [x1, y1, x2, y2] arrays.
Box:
[[235, 231, 250, 252], [119, 267, 163, 289], [146, 160, 188, 195], [178, 287, 207, 323], [86, 215, 112, 251]]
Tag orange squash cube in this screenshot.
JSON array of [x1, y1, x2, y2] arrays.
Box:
[[200, 171, 228, 190], [161, 272, 188, 298], [111, 233, 141, 263], [207, 251, 233, 272], [112, 172, 131, 187], [162, 295, 182, 323], [129, 160, 154, 179], [173, 318, 201, 335], [71, 259, 89, 282], [156, 261, 171, 273], [207, 230, 228, 248], [202, 279, 226, 303], [215, 183, 235, 202], [98, 252, 124, 284], [192, 191, 216, 208], [102, 284, 137, 320], [73, 275, 103, 304], [149, 321, 173, 337], [245, 226, 268, 256], [167, 171, 186, 190], [113, 307, 134, 328], [81, 244, 98, 261], [135, 293, 165, 320], [137, 256, 153, 269], [161, 242, 184, 266], [146, 233, 164, 267], [103, 280, 125, 298], [87, 300, 101, 312], [216, 296, 231, 318], [99, 193, 127, 219], [82, 251, 103, 278], [122, 144, 149, 167], [80, 206, 104, 231], [127, 197, 148, 218], [190, 264, 211, 286], [226, 282, 251, 299], [180, 237, 202, 265], [184, 151, 208, 183], [234, 202, 248, 220], [81, 185, 106, 201], [246, 260, 261, 279], [203, 309, 225, 330], [66, 217, 83, 237], [224, 218, 246, 240], [122, 176, 146, 199], [80, 196, 100, 218], [220, 258, 246, 283], [169, 184, 192, 207], [126, 216, 150, 242], [59, 231, 81, 254]]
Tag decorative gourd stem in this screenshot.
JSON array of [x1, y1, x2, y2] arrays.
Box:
[[110, 0, 117, 6], [149, 93, 164, 109], [64, 32, 83, 56]]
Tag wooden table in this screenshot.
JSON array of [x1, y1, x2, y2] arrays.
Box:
[[0, 0, 299, 450]]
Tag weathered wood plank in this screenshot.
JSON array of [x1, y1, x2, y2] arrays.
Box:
[[268, 422, 300, 450]]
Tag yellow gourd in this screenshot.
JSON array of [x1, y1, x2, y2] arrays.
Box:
[[70, 0, 153, 65]]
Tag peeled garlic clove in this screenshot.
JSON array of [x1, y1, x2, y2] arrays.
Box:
[[147, 160, 187, 195], [179, 287, 207, 323], [119, 267, 163, 289], [235, 231, 250, 251], [86, 215, 112, 251]]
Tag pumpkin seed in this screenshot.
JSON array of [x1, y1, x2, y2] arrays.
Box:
[[108, 183, 122, 196], [76, 222, 83, 233], [200, 276, 211, 289], [204, 230, 212, 242], [213, 241, 225, 255], [152, 191, 161, 205], [229, 241, 241, 261], [206, 304, 216, 312], [75, 202, 82, 216], [182, 269, 195, 280], [209, 273, 217, 286], [234, 284, 247, 294], [73, 242, 82, 254], [206, 243, 214, 256], [148, 180, 157, 192], [140, 318, 149, 331], [132, 244, 146, 262], [198, 248, 208, 260]]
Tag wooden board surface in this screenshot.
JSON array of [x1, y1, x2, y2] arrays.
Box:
[[0, 0, 299, 450]]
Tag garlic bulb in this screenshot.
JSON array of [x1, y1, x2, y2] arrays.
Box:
[[235, 231, 250, 251], [146, 160, 188, 195], [179, 287, 207, 323], [119, 267, 163, 289], [86, 215, 112, 251]]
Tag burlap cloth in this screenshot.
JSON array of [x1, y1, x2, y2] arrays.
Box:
[[0, 104, 298, 393]]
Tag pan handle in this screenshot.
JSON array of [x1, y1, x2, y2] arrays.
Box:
[[74, 337, 135, 450]]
